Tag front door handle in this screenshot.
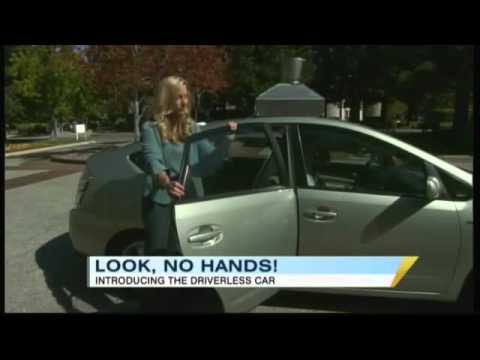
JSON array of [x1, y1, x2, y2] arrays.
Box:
[[303, 210, 337, 222], [188, 225, 224, 244]]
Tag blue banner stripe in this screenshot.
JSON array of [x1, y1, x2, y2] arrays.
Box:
[[90, 256, 405, 275]]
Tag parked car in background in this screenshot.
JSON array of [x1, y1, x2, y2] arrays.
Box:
[[70, 117, 473, 312]]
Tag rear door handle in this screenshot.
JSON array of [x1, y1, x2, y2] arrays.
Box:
[[188, 230, 223, 243], [187, 225, 224, 245], [303, 210, 337, 222]]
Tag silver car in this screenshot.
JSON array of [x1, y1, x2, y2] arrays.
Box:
[[69, 117, 473, 312]]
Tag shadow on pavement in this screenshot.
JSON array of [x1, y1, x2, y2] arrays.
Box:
[[264, 290, 472, 314], [35, 233, 224, 314], [35, 233, 134, 313]]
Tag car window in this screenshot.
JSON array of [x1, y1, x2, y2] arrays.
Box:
[[129, 150, 146, 172], [436, 168, 472, 201], [298, 124, 427, 198], [183, 124, 287, 200]]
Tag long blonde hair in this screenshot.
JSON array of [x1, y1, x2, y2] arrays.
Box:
[[151, 76, 194, 143]]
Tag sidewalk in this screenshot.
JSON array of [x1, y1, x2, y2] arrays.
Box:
[[6, 131, 135, 163], [6, 140, 97, 158], [50, 141, 133, 164], [7, 130, 93, 141]]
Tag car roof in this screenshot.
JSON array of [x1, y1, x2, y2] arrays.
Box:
[[205, 117, 387, 135]]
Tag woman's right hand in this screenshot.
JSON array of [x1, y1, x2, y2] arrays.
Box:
[[166, 181, 185, 199], [156, 172, 185, 199]]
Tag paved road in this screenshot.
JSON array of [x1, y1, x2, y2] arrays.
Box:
[[4, 142, 473, 314]]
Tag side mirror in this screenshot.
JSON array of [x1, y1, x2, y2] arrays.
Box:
[[426, 176, 442, 201]]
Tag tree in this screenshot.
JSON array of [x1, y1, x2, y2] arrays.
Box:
[[429, 45, 473, 134], [86, 45, 165, 141], [312, 45, 410, 124], [87, 45, 230, 139], [394, 61, 437, 123], [222, 45, 316, 116], [6, 45, 98, 137], [160, 45, 230, 121]]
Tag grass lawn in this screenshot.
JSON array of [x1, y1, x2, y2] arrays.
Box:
[[5, 138, 86, 153]]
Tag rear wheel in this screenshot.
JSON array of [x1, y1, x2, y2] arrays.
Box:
[[119, 240, 145, 256], [106, 230, 146, 256], [104, 230, 146, 302]]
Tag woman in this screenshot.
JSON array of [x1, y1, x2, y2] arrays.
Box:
[[142, 75, 237, 256]]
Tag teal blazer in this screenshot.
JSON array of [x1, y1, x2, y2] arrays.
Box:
[[142, 121, 220, 205]]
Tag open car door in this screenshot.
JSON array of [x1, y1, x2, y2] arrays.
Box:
[[172, 123, 297, 312]]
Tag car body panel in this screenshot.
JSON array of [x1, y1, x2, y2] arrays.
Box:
[[70, 144, 145, 255], [445, 199, 473, 300], [296, 189, 461, 295]]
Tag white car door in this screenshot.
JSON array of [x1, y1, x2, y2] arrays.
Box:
[[172, 123, 298, 312]]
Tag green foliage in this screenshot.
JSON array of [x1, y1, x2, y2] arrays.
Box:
[[5, 45, 471, 136], [15, 123, 49, 136], [5, 86, 25, 124], [113, 117, 130, 131], [5, 45, 105, 131], [222, 45, 316, 113], [386, 100, 408, 121]]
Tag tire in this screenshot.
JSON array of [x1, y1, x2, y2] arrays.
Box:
[[106, 230, 146, 256], [456, 273, 473, 312], [104, 230, 146, 301]]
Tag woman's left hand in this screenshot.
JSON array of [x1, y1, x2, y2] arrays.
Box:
[[227, 121, 238, 132]]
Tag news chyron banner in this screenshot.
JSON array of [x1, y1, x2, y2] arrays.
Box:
[[88, 257, 419, 288]]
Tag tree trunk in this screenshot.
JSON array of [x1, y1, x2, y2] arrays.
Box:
[[50, 116, 59, 138], [133, 94, 141, 142], [406, 100, 418, 125], [350, 96, 361, 123], [194, 90, 202, 121], [380, 98, 388, 127], [453, 74, 470, 136]]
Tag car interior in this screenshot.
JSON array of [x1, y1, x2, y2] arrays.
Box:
[[199, 134, 280, 196], [301, 136, 427, 198]]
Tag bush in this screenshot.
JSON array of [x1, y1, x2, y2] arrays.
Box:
[[88, 121, 99, 131], [113, 118, 130, 131], [363, 117, 386, 129], [16, 123, 49, 136]]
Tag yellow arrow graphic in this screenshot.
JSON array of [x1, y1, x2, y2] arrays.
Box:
[[391, 257, 419, 288]]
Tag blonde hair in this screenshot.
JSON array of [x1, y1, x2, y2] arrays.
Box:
[[152, 76, 194, 143]]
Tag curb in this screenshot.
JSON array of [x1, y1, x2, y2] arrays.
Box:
[[49, 154, 90, 164], [440, 155, 473, 159], [5, 141, 96, 158], [50, 142, 133, 164]]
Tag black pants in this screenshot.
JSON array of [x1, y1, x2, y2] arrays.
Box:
[[139, 197, 222, 313], [141, 197, 173, 256], [140, 198, 173, 312]]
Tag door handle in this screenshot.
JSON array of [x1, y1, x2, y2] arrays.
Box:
[[188, 230, 223, 244], [303, 210, 337, 222]]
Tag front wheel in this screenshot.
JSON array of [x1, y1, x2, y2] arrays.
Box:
[[456, 273, 473, 312]]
